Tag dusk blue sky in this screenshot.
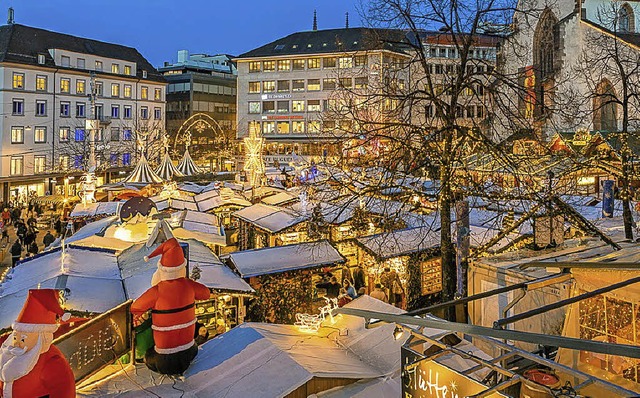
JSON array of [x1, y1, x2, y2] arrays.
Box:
[[8, 0, 363, 67]]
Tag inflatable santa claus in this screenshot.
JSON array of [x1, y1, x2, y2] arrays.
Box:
[[0, 289, 75, 398], [131, 237, 210, 375]]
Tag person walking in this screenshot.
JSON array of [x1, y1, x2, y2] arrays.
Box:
[[1, 208, 11, 226], [380, 267, 402, 306], [353, 265, 366, 291], [10, 240, 22, 267], [27, 240, 39, 256], [43, 230, 55, 248], [343, 279, 357, 299], [16, 220, 27, 245]]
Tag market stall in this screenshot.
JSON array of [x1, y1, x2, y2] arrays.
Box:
[[232, 203, 309, 250]]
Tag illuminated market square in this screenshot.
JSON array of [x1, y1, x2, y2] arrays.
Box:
[[1, 0, 640, 397]]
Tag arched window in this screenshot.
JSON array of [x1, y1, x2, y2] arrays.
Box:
[[533, 9, 559, 117], [593, 79, 617, 132], [618, 3, 635, 32]]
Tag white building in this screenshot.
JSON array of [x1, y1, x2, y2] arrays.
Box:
[[0, 23, 166, 202]]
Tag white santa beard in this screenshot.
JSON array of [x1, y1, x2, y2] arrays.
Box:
[[0, 334, 44, 398]]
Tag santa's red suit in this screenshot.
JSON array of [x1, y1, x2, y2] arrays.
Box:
[[0, 345, 74, 398], [0, 289, 75, 398], [131, 238, 210, 375]]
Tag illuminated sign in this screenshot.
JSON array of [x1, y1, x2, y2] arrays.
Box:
[[263, 115, 305, 120], [262, 93, 293, 100], [54, 301, 131, 382], [577, 176, 595, 186], [403, 357, 508, 398]]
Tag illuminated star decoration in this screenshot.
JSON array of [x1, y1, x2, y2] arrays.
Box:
[[450, 380, 457, 392], [243, 123, 265, 187]]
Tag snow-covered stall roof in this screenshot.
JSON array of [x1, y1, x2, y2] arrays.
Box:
[[194, 188, 252, 212], [357, 227, 440, 260], [70, 202, 122, 218], [169, 210, 226, 246], [52, 215, 118, 247], [261, 191, 298, 206], [228, 240, 345, 278], [232, 203, 308, 233], [0, 247, 125, 329], [70, 236, 135, 252]]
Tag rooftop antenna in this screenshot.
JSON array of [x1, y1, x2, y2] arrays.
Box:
[[7, 7, 14, 25], [313, 9, 318, 31], [345, 12, 349, 29]]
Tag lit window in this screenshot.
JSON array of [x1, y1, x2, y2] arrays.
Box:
[[36, 100, 47, 116], [95, 60, 103, 71], [76, 79, 85, 94], [122, 153, 131, 165], [262, 81, 275, 92], [59, 155, 69, 170], [262, 121, 275, 134], [277, 121, 290, 134], [154, 88, 161, 100], [111, 105, 119, 118], [338, 57, 353, 68], [323, 79, 336, 91], [74, 155, 84, 169], [339, 78, 352, 89], [112, 63, 119, 74], [60, 78, 70, 93], [262, 61, 275, 72], [323, 58, 337, 68], [76, 103, 85, 118], [307, 79, 320, 91], [277, 60, 290, 71], [141, 86, 148, 99], [34, 127, 46, 143], [34, 156, 46, 174], [12, 99, 23, 115], [75, 128, 85, 142], [36, 75, 47, 91], [10, 157, 23, 175], [292, 100, 305, 112], [60, 102, 70, 117], [292, 121, 305, 133], [307, 100, 321, 112], [12, 73, 24, 89], [307, 58, 320, 69], [293, 59, 305, 70], [354, 56, 367, 67], [124, 84, 132, 98], [308, 120, 321, 133], [292, 80, 305, 91], [248, 101, 261, 114], [111, 83, 120, 97], [11, 127, 23, 144], [249, 82, 260, 93], [95, 81, 103, 96], [249, 61, 261, 72], [59, 127, 70, 142], [122, 65, 131, 75]]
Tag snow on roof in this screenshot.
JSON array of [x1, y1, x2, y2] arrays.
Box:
[[58, 215, 118, 245], [357, 227, 440, 260], [195, 190, 251, 212], [70, 202, 122, 217], [261, 191, 298, 206], [70, 236, 135, 252], [228, 240, 345, 278], [232, 203, 308, 233], [288, 201, 354, 225]]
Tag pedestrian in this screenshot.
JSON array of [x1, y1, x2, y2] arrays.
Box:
[[1, 208, 11, 226], [43, 230, 55, 248], [337, 288, 353, 307], [16, 220, 27, 245], [27, 241, 39, 256], [24, 227, 36, 248], [380, 267, 402, 306], [316, 276, 341, 298], [10, 240, 22, 267], [370, 283, 389, 303], [341, 265, 353, 285], [343, 279, 357, 299], [353, 265, 366, 291]]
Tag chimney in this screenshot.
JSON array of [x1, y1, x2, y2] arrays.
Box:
[[177, 50, 189, 63], [7, 7, 14, 25], [313, 9, 317, 31], [345, 12, 349, 29]]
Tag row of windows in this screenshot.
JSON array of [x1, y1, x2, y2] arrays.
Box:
[[424, 104, 486, 119], [248, 77, 370, 94], [426, 63, 492, 75], [10, 151, 134, 175], [425, 46, 497, 60], [248, 99, 322, 114], [53, 55, 136, 77], [11, 99, 161, 120], [248, 56, 368, 73], [11, 125, 136, 144], [167, 82, 236, 96], [250, 120, 321, 135], [11, 73, 161, 100]]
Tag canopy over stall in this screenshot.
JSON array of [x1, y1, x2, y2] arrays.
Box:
[[155, 152, 184, 180], [121, 154, 163, 184]]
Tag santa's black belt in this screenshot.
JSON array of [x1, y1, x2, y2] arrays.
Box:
[[151, 302, 195, 314]]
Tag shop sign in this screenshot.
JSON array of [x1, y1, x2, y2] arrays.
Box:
[[265, 115, 304, 121], [403, 357, 508, 398], [262, 93, 292, 100], [54, 301, 131, 382], [577, 176, 595, 186]]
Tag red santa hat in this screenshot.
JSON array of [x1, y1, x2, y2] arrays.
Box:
[[144, 237, 186, 272], [13, 289, 70, 333]]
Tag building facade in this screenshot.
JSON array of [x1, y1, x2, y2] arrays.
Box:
[[0, 23, 165, 202], [160, 51, 237, 172], [235, 28, 412, 165]]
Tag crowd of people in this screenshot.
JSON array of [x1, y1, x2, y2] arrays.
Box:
[[315, 265, 405, 309]]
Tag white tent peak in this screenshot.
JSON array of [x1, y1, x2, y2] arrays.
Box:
[[177, 148, 202, 176], [155, 152, 185, 180], [122, 153, 163, 184]]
